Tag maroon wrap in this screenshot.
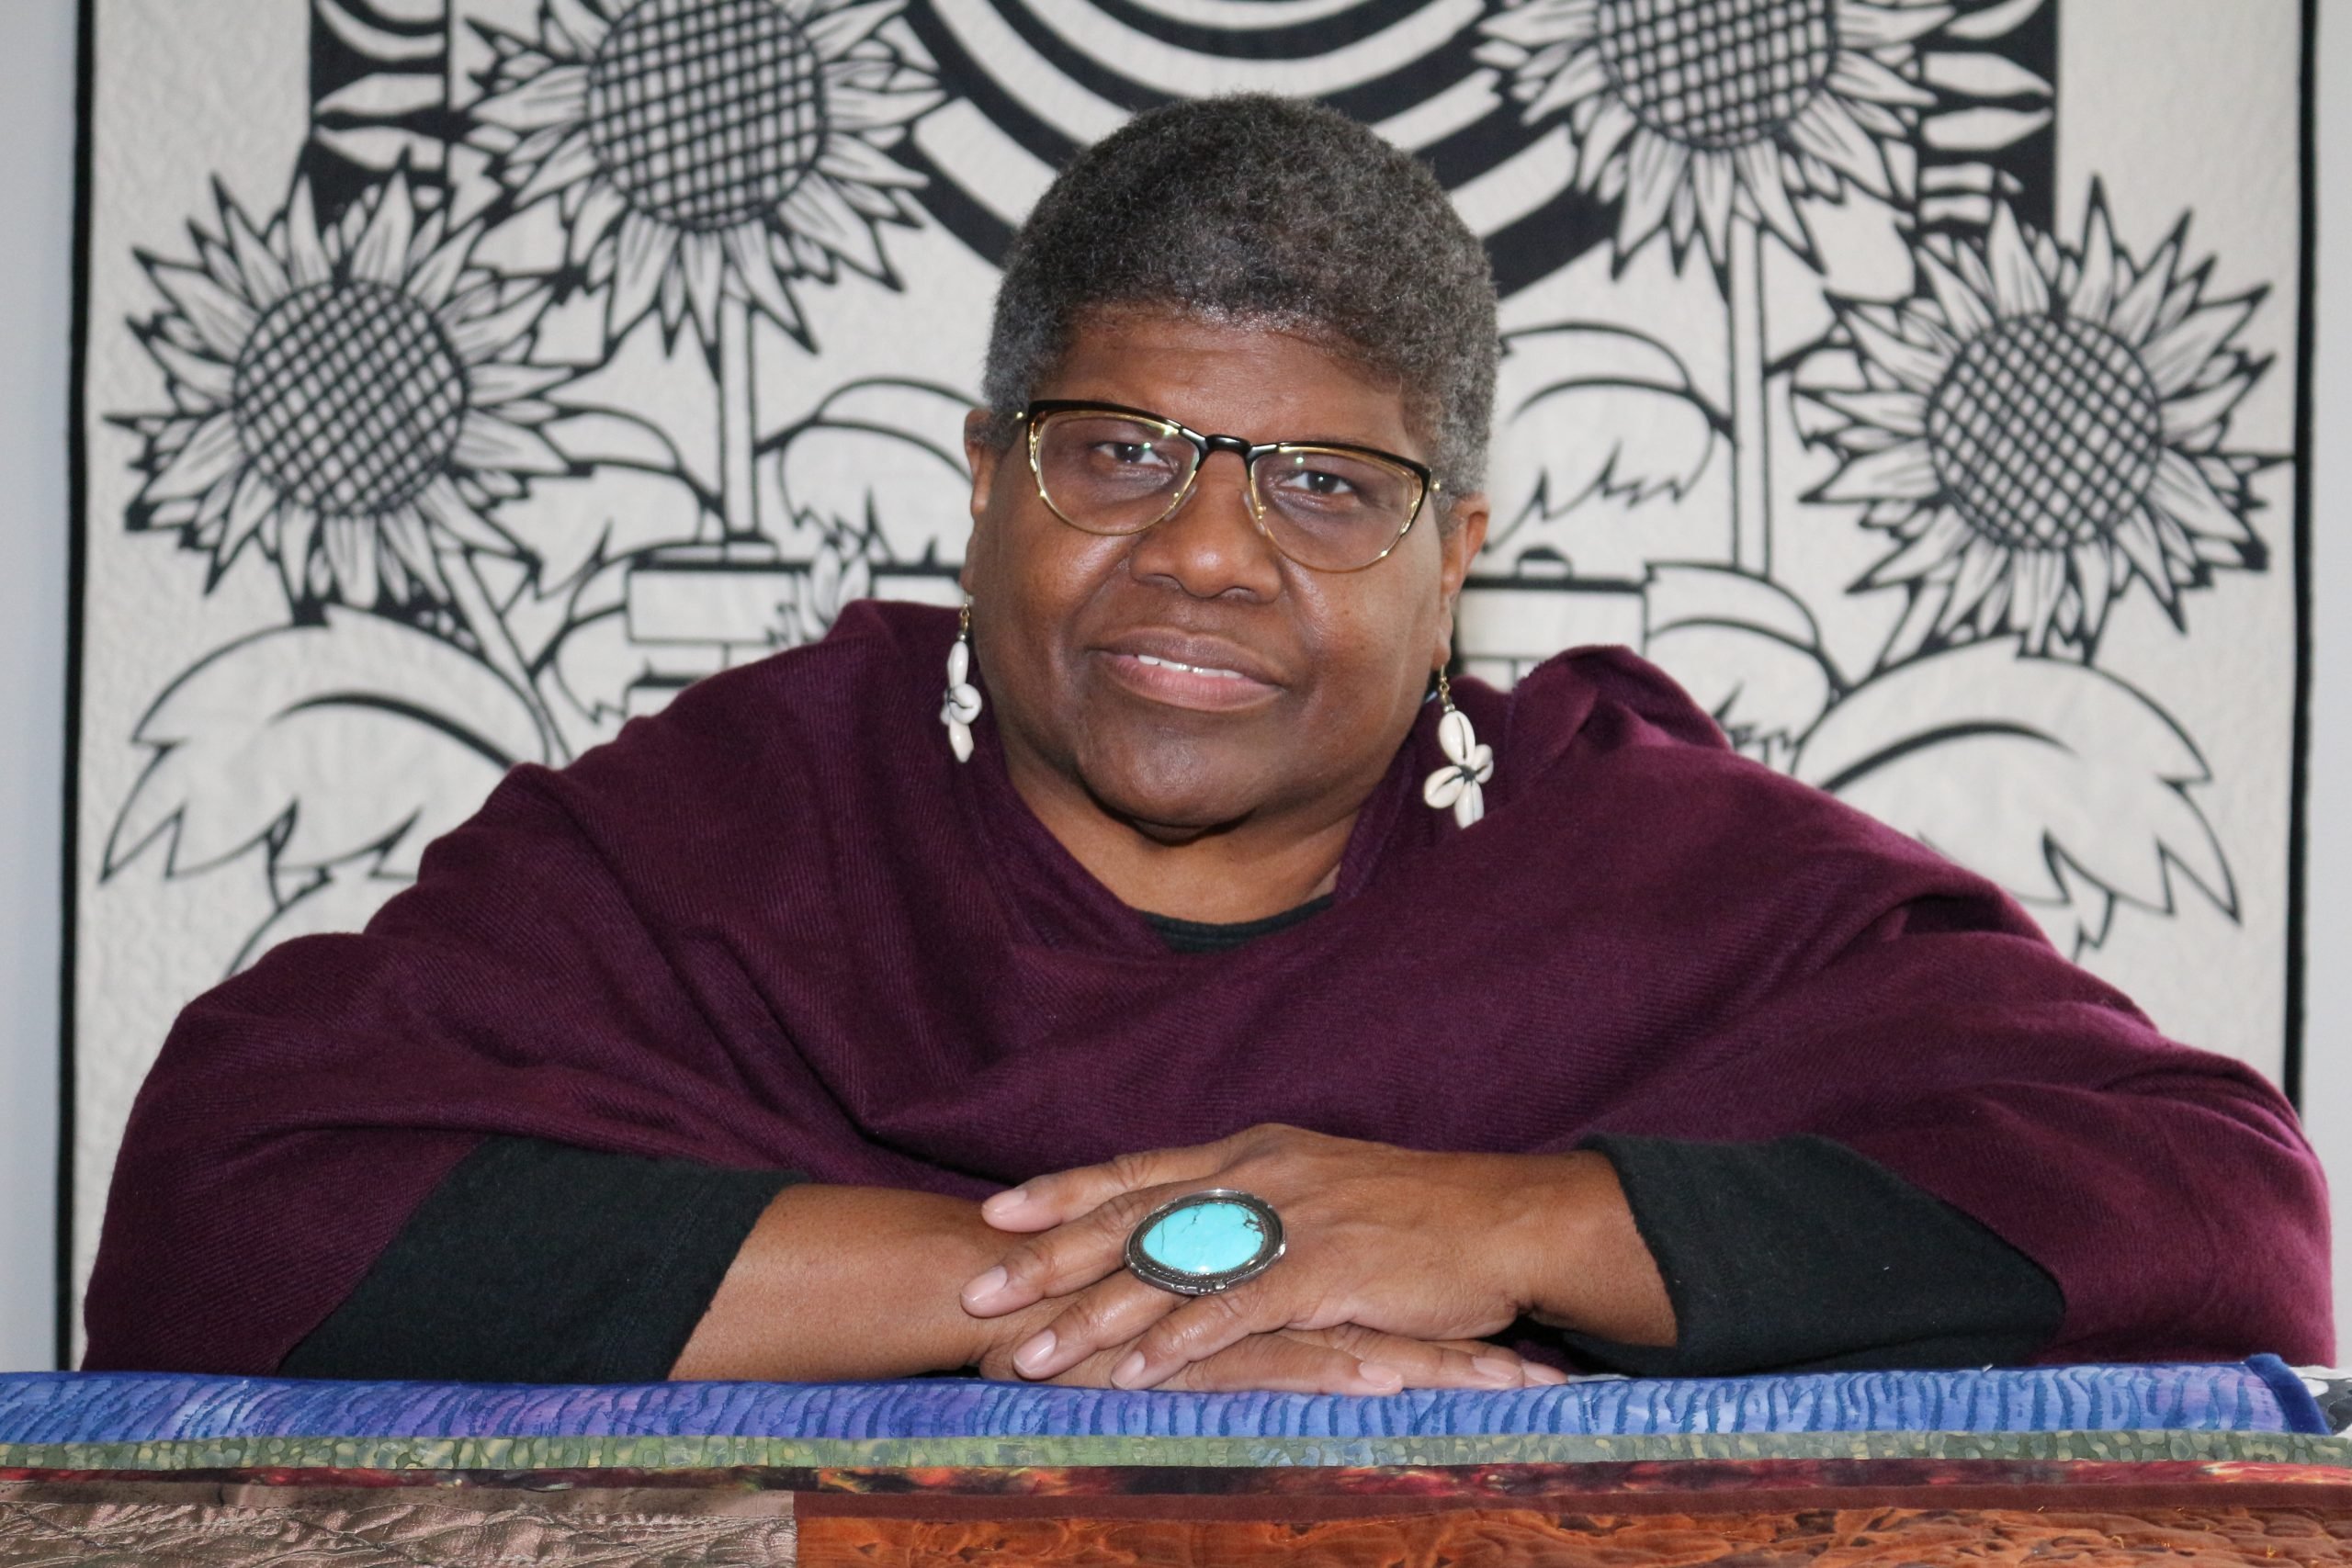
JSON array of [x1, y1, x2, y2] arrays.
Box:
[[85, 601, 2331, 1372]]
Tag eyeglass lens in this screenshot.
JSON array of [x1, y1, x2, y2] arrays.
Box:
[[1032, 411, 1420, 571]]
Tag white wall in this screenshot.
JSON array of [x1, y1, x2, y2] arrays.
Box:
[[0, 1, 75, 1371], [0, 5, 2345, 1371]]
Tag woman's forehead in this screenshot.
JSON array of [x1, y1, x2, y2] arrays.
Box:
[[1040, 308, 1424, 456]]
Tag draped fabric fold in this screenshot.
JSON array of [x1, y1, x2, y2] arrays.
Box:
[[84, 601, 2329, 1374]]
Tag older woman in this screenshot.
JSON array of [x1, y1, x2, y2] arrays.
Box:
[[85, 96, 2326, 1388]]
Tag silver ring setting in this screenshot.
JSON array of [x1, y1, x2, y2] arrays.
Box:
[[1125, 1189, 1285, 1296]]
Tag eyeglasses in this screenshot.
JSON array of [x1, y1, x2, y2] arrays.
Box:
[[1021, 400, 1436, 573]]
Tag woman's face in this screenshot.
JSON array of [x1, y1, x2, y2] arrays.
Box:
[[961, 309, 1488, 842]]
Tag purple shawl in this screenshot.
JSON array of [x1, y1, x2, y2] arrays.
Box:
[[85, 600, 2330, 1372]]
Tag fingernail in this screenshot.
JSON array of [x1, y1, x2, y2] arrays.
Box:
[[981, 1188, 1031, 1220], [1012, 1330, 1057, 1375], [961, 1267, 1009, 1310], [1357, 1362, 1404, 1393], [1471, 1355, 1519, 1384], [1528, 1364, 1570, 1385], [1112, 1352, 1148, 1388]]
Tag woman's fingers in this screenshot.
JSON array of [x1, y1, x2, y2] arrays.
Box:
[[1312, 1327, 1570, 1389], [1001, 1272, 1182, 1380], [979, 1143, 1229, 1234], [1156, 1334, 1404, 1397], [1108, 1278, 1297, 1387], [961, 1183, 1185, 1316]]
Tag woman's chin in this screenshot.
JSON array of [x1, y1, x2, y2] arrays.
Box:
[[1077, 755, 1286, 842]]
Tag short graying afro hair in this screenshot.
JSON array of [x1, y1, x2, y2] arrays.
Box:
[[980, 95, 1500, 498]]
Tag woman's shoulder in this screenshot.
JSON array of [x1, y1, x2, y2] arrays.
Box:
[[1473, 641, 1732, 774], [532, 599, 954, 824]]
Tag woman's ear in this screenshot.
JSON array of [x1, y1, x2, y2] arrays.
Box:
[[964, 409, 1005, 525], [1433, 491, 1490, 666]]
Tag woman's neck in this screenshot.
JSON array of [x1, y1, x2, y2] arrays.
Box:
[[1002, 750, 1355, 923]]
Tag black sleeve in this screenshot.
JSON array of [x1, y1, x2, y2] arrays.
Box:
[[1564, 1134, 2065, 1375], [278, 1137, 799, 1382]]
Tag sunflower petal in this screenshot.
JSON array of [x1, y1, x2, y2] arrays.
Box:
[[2160, 372, 2253, 444], [680, 231, 727, 344], [1864, 505, 1971, 586], [467, 360, 571, 405], [605, 209, 676, 343], [1821, 438, 1940, 502], [569, 182, 629, 265], [2140, 295, 2258, 399], [825, 83, 943, 138], [446, 284, 552, 365], [2148, 447, 2253, 543], [222, 198, 291, 308], [474, 62, 589, 132], [455, 410, 571, 475], [1789, 98, 1893, 197], [2069, 198, 2120, 321], [1838, 1, 1953, 48], [146, 411, 244, 502], [323, 514, 380, 605], [1948, 533, 2010, 618], [806, 0, 903, 59], [1917, 248, 1995, 339], [1829, 48, 1936, 107], [1821, 386, 1929, 436], [1735, 141, 1809, 252], [546, 0, 610, 53], [145, 333, 235, 404], [1557, 98, 1630, 193], [1481, 0, 1598, 49], [723, 223, 806, 338], [351, 176, 417, 287], [1615, 131, 1688, 254], [514, 130, 603, 209], [284, 181, 332, 288], [1846, 309, 1952, 394], [152, 262, 259, 361], [414, 473, 514, 551], [782, 175, 889, 278], [1984, 204, 2050, 318]]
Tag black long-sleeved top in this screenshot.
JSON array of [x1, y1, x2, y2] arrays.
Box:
[[283, 900, 2062, 1382]]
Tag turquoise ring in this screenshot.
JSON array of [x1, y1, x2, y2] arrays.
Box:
[[1125, 1190, 1285, 1295]]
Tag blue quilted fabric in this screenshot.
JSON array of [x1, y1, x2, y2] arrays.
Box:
[[0, 1359, 2325, 1444]]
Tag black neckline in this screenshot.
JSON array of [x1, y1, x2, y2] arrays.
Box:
[[1141, 895, 1336, 954]]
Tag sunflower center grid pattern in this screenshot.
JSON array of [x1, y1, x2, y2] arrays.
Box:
[[1926, 315, 2164, 552], [230, 281, 468, 517], [587, 0, 827, 234], [1596, 0, 1837, 151]]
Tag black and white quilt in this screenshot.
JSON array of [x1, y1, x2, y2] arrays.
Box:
[[70, 0, 2314, 1337]]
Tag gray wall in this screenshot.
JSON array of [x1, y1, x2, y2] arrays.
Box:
[[0, 2, 74, 1372], [0, 3, 2345, 1370]]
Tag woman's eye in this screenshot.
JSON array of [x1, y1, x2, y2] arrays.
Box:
[[1275, 465, 1359, 499], [1095, 441, 1173, 471]]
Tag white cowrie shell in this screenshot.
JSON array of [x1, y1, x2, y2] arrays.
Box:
[[1423, 765, 1467, 810], [1453, 778, 1485, 829], [947, 719, 974, 763], [1438, 707, 1477, 765], [944, 682, 982, 724], [947, 639, 970, 686], [1468, 743, 1494, 784]]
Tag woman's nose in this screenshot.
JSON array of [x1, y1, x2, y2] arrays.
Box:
[[1125, 451, 1284, 601]]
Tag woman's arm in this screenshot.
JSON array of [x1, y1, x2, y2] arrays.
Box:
[[675, 1181, 1563, 1391]]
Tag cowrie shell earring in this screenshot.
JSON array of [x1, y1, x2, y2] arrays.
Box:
[[942, 598, 982, 762], [1421, 671, 1493, 829]]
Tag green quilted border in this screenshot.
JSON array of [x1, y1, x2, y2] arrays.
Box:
[[5, 1428, 2351, 1473]]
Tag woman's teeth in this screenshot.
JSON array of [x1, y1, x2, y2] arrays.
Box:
[[1133, 653, 1243, 681]]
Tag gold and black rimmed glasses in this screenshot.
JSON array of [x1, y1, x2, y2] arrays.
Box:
[[1022, 400, 1437, 574]]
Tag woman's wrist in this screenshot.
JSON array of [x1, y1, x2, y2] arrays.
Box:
[[1480, 1150, 1677, 1348]]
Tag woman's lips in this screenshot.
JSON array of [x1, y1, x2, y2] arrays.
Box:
[[1099, 649, 1281, 711]]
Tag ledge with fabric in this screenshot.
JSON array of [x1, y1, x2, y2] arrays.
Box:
[[3, 1361, 2350, 1563]]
